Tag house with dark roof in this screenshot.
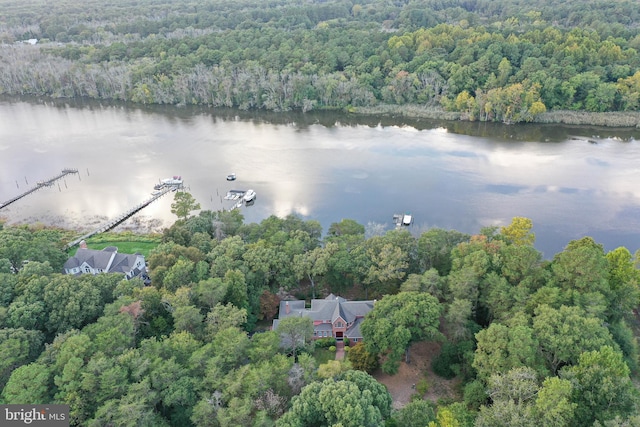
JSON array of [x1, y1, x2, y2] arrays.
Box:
[[272, 294, 375, 343], [63, 244, 147, 280]]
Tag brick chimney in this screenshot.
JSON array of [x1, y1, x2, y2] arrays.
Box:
[[79, 240, 88, 249], [285, 301, 290, 314]]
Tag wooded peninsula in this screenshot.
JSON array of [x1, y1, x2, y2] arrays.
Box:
[[2, 0, 640, 125]]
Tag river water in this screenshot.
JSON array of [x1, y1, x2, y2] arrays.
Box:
[[1, 97, 640, 258]]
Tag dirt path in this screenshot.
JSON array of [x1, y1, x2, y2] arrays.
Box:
[[373, 341, 461, 410], [335, 341, 345, 360]]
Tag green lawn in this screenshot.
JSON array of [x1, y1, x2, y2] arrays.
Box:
[[83, 241, 159, 257], [68, 232, 162, 257], [313, 348, 336, 365]]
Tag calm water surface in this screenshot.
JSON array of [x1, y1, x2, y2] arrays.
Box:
[[1, 97, 640, 258]]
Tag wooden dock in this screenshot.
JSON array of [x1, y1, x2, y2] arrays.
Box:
[[66, 185, 178, 249], [0, 168, 79, 210]]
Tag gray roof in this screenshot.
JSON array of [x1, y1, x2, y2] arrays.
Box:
[[345, 317, 366, 339], [273, 294, 374, 335], [108, 253, 136, 274], [64, 247, 145, 277], [64, 248, 114, 271]]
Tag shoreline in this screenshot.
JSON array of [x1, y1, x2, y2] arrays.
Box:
[[2, 94, 640, 129], [351, 105, 640, 128]]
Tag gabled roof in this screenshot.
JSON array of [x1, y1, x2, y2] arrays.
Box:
[[64, 248, 115, 271], [108, 252, 137, 274], [274, 295, 375, 327], [345, 317, 366, 339], [64, 247, 145, 276]]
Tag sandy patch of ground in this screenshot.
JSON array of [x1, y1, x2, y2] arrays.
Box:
[[373, 341, 461, 410]]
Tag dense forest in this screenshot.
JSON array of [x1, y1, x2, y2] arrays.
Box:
[[1, 201, 639, 426], [1, 0, 640, 123]]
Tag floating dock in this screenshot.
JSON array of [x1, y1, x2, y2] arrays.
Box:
[[393, 213, 413, 228], [223, 189, 256, 210], [224, 190, 246, 201], [0, 168, 79, 210]]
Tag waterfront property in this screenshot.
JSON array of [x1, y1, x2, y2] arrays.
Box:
[[64, 242, 147, 280], [272, 294, 375, 343]]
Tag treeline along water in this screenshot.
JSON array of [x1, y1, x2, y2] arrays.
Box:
[[1, 96, 640, 258]]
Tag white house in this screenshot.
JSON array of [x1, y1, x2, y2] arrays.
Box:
[[63, 244, 147, 280]]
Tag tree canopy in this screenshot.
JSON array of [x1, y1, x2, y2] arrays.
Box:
[[361, 292, 444, 374], [1, 213, 639, 426]]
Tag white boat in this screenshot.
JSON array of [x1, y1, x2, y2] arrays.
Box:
[[243, 189, 256, 202], [161, 175, 183, 185], [226, 173, 236, 181], [402, 214, 413, 226]]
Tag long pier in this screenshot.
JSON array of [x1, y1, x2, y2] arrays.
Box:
[[66, 185, 178, 249], [0, 168, 79, 210]]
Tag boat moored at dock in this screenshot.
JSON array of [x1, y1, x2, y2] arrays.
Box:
[[243, 189, 256, 202], [393, 213, 413, 227], [161, 176, 183, 185]]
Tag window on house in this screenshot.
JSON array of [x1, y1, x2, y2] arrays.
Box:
[[335, 321, 343, 328], [84, 266, 91, 273]]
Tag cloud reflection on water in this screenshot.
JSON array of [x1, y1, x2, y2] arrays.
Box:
[[2, 100, 640, 257]]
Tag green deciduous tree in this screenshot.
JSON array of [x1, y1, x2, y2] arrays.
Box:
[[606, 246, 640, 321], [473, 323, 545, 380], [500, 217, 535, 246], [43, 274, 112, 336], [400, 269, 445, 300], [550, 237, 611, 318], [162, 258, 196, 292], [1, 362, 52, 404], [211, 326, 250, 372], [531, 377, 576, 427], [533, 304, 615, 373], [248, 330, 281, 364], [223, 269, 248, 310], [205, 303, 247, 339], [361, 237, 410, 297], [292, 242, 336, 299], [348, 341, 379, 373], [327, 219, 365, 239], [392, 399, 436, 427], [561, 346, 639, 425], [277, 370, 391, 427], [171, 191, 201, 220], [361, 292, 443, 374], [0, 328, 45, 390], [276, 316, 313, 362], [417, 228, 469, 276]]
